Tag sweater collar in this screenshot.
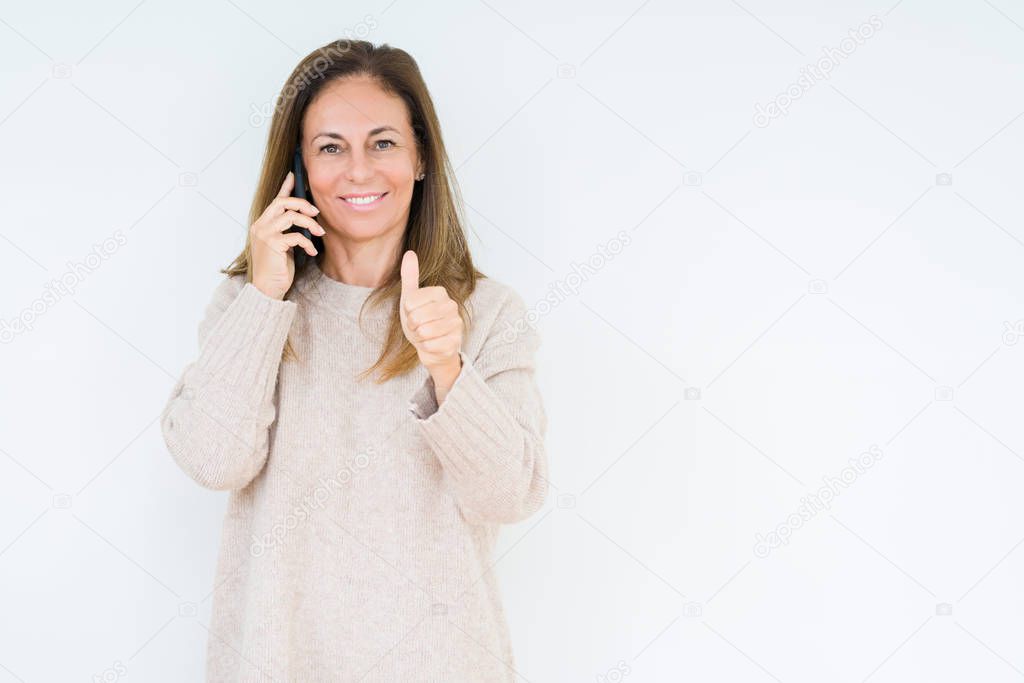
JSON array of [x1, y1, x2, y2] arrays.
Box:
[[295, 259, 395, 323]]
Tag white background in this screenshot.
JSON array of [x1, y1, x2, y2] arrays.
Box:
[[1, 1, 1023, 681]]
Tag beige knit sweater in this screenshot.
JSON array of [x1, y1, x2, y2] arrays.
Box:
[[160, 259, 549, 682]]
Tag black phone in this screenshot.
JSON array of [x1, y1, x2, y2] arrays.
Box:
[[287, 144, 320, 270]]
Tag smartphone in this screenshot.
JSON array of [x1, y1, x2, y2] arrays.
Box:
[[287, 144, 319, 270]]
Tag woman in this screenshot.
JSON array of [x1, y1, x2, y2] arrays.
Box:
[[161, 39, 549, 682]]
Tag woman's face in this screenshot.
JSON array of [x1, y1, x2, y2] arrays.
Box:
[[301, 76, 422, 241]]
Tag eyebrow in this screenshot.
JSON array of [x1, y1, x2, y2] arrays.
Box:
[[312, 126, 400, 142]]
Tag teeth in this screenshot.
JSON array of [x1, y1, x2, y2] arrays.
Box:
[[344, 194, 383, 205]]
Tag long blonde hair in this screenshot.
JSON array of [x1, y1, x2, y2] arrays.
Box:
[[224, 40, 483, 382]]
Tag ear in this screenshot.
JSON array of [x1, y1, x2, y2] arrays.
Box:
[[415, 151, 425, 177]]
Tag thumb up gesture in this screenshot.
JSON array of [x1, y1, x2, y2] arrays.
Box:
[[400, 250, 464, 372]]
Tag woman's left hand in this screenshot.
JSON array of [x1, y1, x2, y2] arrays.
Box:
[[400, 250, 464, 381]]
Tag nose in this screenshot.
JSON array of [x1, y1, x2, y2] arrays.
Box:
[[345, 147, 373, 184]]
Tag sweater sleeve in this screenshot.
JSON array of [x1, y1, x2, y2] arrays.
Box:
[[160, 277, 297, 491], [406, 288, 549, 525]]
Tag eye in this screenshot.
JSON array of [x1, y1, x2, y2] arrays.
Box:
[[374, 139, 395, 150], [319, 143, 341, 153]]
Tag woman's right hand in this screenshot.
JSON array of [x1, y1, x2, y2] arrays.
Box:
[[250, 171, 326, 300]]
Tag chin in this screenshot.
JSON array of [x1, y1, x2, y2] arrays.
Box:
[[334, 222, 391, 241]]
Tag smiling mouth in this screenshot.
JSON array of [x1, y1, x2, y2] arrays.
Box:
[[340, 192, 388, 206]]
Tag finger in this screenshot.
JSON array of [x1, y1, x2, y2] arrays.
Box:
[[408, 299, 456, 328], [405, 288, 453, 321], [272, 196, 320, 217], [254, 196, 318, 234], [270, 210, 325, 236], [412, 315, 461, 342], [420, 335, 459, 354], [277, 171, 294, 197], [400, 250, 420, 306], [275, 232, 318, 257]]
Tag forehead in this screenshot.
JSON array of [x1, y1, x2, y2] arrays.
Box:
[[302, 77, 411, 137]]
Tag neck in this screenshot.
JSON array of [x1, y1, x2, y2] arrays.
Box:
[[318, 228, 404, 288]]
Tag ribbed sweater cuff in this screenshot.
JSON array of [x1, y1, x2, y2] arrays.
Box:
[[407, 350, 523, 480]]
